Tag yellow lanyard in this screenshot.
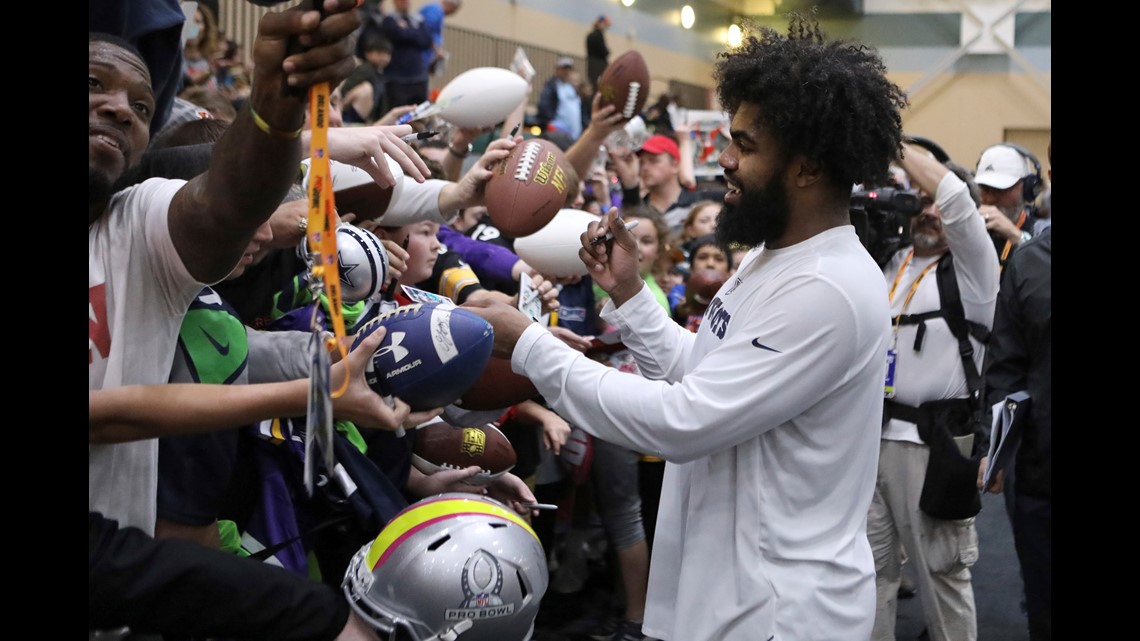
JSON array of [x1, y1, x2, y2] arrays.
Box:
[[998, 210, 1028, 269], [889, 249, 943, 344], [304, 84, 349, 396]]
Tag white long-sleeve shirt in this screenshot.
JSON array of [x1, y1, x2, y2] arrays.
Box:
[[881, 171, 1000, 444], [512, 225, 891, 641]]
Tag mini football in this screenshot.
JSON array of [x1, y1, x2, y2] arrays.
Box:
[[433, 67, 529, 129], [688, 268, 728, 308], [513, 208, 601, 278], [455, 355, 539, 411], [352, 302, 494, 411], [485, 138, 573, 238], [411, 418, 517, 485], [597, 50, 650, 121], [335, 223, 389, 304]]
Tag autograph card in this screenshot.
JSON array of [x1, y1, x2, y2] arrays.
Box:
[[517, 273, 542, 321], [401, 285, 453, 305]]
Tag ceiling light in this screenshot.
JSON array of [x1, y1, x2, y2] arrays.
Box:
[[681, 5, 695, 29], [727, 23, 743, 48], [621, 0, 635, 7]]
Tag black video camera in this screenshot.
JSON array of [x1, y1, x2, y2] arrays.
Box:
[[851, 186, 923, 267]]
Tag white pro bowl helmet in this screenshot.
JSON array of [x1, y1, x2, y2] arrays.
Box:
[[335, 223, 389, 303], [343, 493, 549, 641]]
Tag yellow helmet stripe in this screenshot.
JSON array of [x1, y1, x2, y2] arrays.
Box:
[[365, 497, 537, 570]]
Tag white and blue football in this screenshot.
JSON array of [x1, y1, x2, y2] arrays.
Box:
[[352, 302, 494, 411]]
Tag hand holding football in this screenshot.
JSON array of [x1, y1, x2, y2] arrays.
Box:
[[597, 50, 650, 121], [484, 138, 573, 238], [352, 302, 494, 411], [411, 418, 517, 485]]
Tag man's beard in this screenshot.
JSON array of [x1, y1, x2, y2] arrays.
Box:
[[910, 215, 947, 253], [90, 165, 115, 205], [716, 172, 790, 249], [995, 202, 1023, 222]]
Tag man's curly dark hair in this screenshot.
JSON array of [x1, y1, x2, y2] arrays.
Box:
[[714, 12, 908, 194]]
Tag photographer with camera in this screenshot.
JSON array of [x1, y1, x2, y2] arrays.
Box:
[[866, 141, 1000, 641]]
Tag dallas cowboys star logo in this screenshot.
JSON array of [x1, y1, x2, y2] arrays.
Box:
[[338, 250, 359, 288]]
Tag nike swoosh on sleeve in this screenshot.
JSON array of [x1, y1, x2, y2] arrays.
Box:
[[751, 338, 781, 353], [201, 327, 231, 356]]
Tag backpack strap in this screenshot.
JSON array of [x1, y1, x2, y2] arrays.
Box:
[[934, 253, 988, 398]]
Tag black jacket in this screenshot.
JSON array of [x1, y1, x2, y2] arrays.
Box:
[[983, 226, 1051, 498], [586, 27, 609, 86], [90, 512, 351, 641]]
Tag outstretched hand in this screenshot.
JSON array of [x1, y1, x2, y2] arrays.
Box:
[[451, 136, 519, 207], [325, 124, 431, 188], [408, 464, 487, 497], [250, 0, 361, 119], [461, 298, 536, 360], [579, 207, 643, 306], [330, 326, 415, 430], [486, 472, 539, 516]]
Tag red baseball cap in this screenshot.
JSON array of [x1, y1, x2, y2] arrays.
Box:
[[638, 135, 680, 162]]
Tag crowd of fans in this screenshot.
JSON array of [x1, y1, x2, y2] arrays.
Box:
[[90, 3, 1049, 641]]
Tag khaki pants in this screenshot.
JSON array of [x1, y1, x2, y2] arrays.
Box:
[[867, 439, 979, 641]]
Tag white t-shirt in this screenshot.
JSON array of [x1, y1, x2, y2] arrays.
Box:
[[89, 178, 206, 535], [881, 172, 1000, 444], [512, 225, 890, 641]]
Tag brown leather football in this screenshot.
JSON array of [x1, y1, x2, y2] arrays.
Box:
[[688, 268, 729, 307], [597, 50, 650, 121], [411, 419, 517, 485], [454, 356, 539, 411], [485, 138, 573, 238]]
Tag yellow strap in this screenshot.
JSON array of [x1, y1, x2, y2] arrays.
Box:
[[305, 83, 349, 396]]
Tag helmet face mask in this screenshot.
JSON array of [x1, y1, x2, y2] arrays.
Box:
[[344, 494, 549, 641]]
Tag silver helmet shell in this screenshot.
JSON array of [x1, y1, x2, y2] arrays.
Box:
[[335, 223, 390, 303], [343, 493, 548, 641]]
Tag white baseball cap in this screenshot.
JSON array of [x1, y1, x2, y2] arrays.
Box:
[[974, 145, 1029, 190]]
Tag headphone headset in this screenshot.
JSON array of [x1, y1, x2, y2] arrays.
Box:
[[980, 143, 1044, 202], [904, 134, 981, 208], [904, 135, 951, 164]]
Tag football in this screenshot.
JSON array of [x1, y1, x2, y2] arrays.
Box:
[[688, 268, 729, 308], [352, 302, 494, 411], [513, 208, 601, 278], [433, 67, 529, 129], [411, 417, 517, 485], [484, 138, 573, 238], [597, 50, 650, 121], [454, 355, 539, 411]]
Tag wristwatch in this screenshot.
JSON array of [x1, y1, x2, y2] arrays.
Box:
[[448, 143, 472, 159]]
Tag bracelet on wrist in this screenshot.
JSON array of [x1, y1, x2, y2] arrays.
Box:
[[250, 106, 304, 140], [448, 143, 473, 159]]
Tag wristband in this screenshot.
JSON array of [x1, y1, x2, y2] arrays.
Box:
[[448, 143, 473, 159], [250, 106, 304, 140]]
